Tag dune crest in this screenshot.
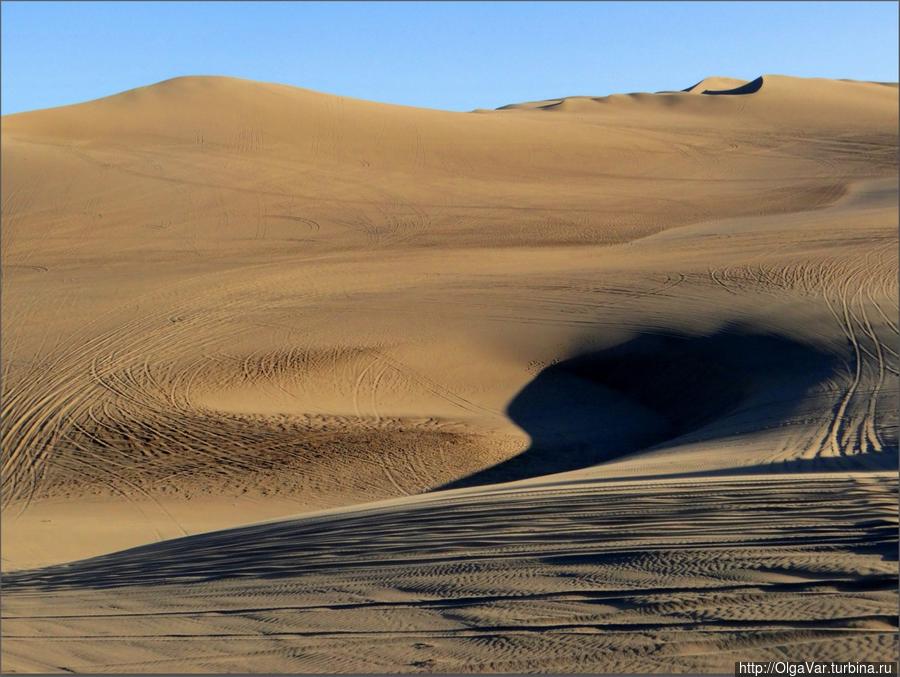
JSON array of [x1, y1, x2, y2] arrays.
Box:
[[684, 75, 764, 95], [682, 75, 751, 93]]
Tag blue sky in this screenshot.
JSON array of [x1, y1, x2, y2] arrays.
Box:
[[2, 1, 898, 115]]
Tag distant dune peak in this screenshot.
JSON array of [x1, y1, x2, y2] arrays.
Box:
[[496, 74, 770, 110], [695, 76, 764, 95], [682, 76, 755, 94]]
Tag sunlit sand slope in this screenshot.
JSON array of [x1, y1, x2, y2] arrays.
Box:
[[1, 74, 897, 672]]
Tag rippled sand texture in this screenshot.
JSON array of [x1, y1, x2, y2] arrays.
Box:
[[1, 75, 897, 672]]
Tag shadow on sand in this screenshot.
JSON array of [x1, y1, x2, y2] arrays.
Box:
[[440, 326, 840, 490]]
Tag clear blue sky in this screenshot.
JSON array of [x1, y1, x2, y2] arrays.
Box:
[[2, 1, 898, 115]]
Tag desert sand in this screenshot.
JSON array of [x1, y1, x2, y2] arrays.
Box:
[[0, 74, 897, 672]]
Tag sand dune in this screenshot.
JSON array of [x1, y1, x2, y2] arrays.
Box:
[[1, 74, 897, 672], [682, 76, 752, 93]]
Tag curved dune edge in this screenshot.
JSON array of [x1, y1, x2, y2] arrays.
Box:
[[699, 75, 765, 95], [681, 75, 753, 93]]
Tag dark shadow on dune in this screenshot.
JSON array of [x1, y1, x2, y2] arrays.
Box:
[[440, 327, 840, 490], [701, 76, 764, 95]]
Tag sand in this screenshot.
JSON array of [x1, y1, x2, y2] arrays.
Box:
[[0, 74, 897, 672]]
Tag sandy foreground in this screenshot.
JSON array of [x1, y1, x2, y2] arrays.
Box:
[[0, 74, 897, 672]]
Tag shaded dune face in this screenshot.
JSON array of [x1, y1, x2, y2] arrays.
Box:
[[443, 329, 840, 488], [681, 76, 753, 94], [700, 76, 765, 95]]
